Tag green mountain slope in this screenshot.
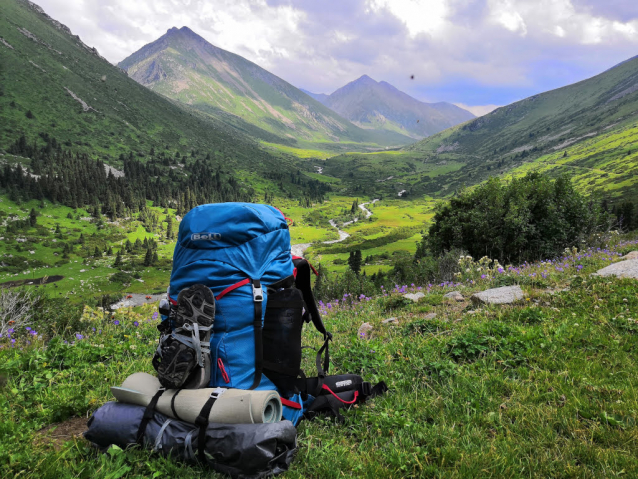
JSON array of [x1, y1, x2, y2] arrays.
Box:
[[401, 55, 638, 196], [319, 75, 475, 139], [0, 0, 278, 170], [118, 27, 413, 148], [504, 121, 638, 200]]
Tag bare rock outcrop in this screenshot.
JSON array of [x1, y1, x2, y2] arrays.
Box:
[[471, 285, 524, 305]]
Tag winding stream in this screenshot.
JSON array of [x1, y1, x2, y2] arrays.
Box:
[[290, 199, 379, 257]]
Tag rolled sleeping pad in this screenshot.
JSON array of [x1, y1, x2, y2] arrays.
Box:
[[111, 372, 282, 424], [84, 401, 297, 478]]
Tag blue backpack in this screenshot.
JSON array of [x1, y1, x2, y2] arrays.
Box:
[[154, 203, 332, 424]]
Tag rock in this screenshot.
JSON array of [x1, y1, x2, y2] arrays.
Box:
[[358, 322, 373, 340], [595, 259, 638, 279], [471, 285, 524, 305], [403, 292, 425, 302], [382, 317, 398, 324], [423, 313, 437, 320], [444, 291, 464, 301], [621, 251, 638, 260]]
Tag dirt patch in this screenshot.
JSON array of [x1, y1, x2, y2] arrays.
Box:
[[0, 275, 64, 288], [35, 416, 88, 451]]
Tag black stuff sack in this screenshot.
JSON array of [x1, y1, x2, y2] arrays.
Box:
[[303, 374, 388, 422], [84, 402, 297, 479]]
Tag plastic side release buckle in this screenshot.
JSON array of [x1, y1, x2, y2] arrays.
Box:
[[210, 387, 226, 400], [252, 285, 263, 302]]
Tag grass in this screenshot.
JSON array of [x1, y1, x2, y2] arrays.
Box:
[[3, 238, 638, 477], [502, 122, 638, 199]]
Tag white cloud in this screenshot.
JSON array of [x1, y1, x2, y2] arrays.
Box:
[[34, 0, 305, 67], [454, 103, 501, 116], [488, 0, 527, 35], [31, 0, 638, 107], [366, 0, 450, 37]]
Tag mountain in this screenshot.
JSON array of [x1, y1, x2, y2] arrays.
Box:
[[404, 53, 638, 197], [314, 75, 475, 139], [0, 0, 279, 172], [118, 28, 413, 147], [300, 88, 329, 104]]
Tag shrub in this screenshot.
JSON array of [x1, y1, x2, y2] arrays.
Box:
[[428, 172, 608, 264], [109, 271, 133, 284]]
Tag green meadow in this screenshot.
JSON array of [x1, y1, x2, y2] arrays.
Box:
[[3, 237, 638, 477]]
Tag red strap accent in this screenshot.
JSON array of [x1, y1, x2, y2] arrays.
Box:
[[280, 398, 302, 409], [273, 207, 294, 226], [293, 267, 297, 278], [322, 384, 359, 404], [308, 261, 318, 276], [169, 298, 178, 306], [216, 278, 250, 300], [217, 358, 230, 384], [292, 256, 318, 276]]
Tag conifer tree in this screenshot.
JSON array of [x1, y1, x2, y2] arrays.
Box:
[[113, 251, 122, 267], [143, 248, 153, 266], [29, 208, 37, 227], [166, 215, 173, 240]]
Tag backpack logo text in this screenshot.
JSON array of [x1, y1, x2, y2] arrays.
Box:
[[191, 233, 222, 241]]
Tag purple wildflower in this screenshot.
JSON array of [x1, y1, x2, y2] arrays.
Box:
[[113, 320, 120, 325], [76, 333, 83, 340], [134, 321, 139, 327]]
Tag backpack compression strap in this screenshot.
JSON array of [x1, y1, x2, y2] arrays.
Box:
[[248, 279, 264, 390], [194, 388, 225, 462], [292, 257, 332, 391], [136, 388, 166, 445]]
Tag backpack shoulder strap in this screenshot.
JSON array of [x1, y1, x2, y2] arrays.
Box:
[[293, 258, 330, 339], [293, 257, 332, 378]]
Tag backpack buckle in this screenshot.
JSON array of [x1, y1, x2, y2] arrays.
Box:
[[252, 285, 263, 302], [210, 387, 226, 400]]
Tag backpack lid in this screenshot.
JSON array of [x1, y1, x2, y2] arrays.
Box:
[[178, 203, 288, 250]]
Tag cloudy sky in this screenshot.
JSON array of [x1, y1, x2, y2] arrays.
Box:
[[35, 0, 638, 115]]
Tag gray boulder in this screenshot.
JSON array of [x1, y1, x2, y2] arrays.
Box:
[[471, 285, 524, 305], [403, 292, 425, 302], [382, 317, 398, 324], [443, 291, 464, 301], [357, 322, 374, 340], [620, 251, 638, 261], [595, 259, 638, 279]]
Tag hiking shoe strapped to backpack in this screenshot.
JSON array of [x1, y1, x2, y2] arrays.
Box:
[[153, 284, 215, 389]]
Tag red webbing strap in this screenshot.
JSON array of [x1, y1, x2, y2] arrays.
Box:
[[322, 384, 359, 404], [217, 358, 230, 384], [292, 256, 318, 276], [274, 207, 294, 226], [215, 278, 250, 300], [280, 398, 302, 410]]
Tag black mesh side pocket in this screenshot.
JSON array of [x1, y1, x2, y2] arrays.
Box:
[[263, 287, 304, 396]]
